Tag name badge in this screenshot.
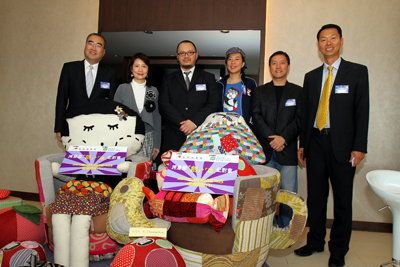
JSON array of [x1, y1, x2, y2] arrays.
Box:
[[100, 81, 110, 89], [335, 85, 349, 94], [285, 98, 296, 106], [196, 84, 207, 91]]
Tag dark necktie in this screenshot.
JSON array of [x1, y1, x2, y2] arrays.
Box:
[[184, 71, 191, 90]]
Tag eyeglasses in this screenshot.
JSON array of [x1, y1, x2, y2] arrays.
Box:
[[87, 40, 104, 48], [177, 51, 196, 57]]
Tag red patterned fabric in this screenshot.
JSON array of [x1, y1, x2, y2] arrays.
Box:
[[60, 180, 112, 197], [89, 233, 118, 256], [163, 201, 197, 218], [135, 160, 152, 180], [0, 208, 45, 248], [111, 237, 185, 267], [237, 157, 257, 176], [143, 187, 230, 231], [0, 189, 10, 199], [0, 208, 17, 247], [220, 133, 239, 152]]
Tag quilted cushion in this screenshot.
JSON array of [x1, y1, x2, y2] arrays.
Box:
[[179, 112, 266, 164]]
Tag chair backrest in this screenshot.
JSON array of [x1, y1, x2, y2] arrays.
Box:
[[232, 165, 280, 230], [35, 153, 71, 206]]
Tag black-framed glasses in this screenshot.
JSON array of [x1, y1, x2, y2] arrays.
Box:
[[177, 51, 196, 57]]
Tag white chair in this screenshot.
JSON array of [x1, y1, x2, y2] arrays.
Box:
[[366, 170, 400, 267]]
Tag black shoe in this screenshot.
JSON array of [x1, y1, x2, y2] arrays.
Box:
[[294, 244, 324, 257], [328, 255, 345, 267]]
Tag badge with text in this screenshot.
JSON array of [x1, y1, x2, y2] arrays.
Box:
[[335, 85, 349, 94], [285, 98, 296, 106], [195, 84, 207, 91], [59, 145, 127, 175], [162, 152, 239, 195], [100, 81, 111, 89]]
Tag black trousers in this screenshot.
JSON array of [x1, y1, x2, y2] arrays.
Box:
[[306, 129, 355, 257]]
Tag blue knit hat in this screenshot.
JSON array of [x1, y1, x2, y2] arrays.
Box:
[[225, 47, 246, 59]]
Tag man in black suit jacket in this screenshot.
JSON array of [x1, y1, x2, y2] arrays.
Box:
[[54, 33, 116, 141], [159, 40, 220, 152], [295, 24, 369, 267], [252, 51, 302, 227]]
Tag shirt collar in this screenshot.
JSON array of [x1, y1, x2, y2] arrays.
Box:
[[181, 66, 195, 75], [84, 59, 99, 70], [324, 57, 341, 70]]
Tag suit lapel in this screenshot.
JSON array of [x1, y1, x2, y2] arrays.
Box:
[[176, 71, 188, 92], [79, 60, 88, 99], [265, 82, 276, 117], [90, 64, 104, 99], [277, 83, 290, 115], [189, 69, 200, 91], [312, 65, 324, 105], [332, 59, 349, 89]]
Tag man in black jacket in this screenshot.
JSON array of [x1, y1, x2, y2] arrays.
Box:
[[252, 51, 302, 227], [159, 40, 220, 153], [54, 33, 116, 141], [295, 24, 369, 267]]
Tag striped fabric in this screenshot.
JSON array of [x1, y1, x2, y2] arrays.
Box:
[[203, 248, 260, 267], [233, 214, 274, 253], [175, 246, 203, 267], [269, 190, 308, 249]]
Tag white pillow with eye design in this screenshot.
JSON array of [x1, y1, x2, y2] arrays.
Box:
[[62, 113, 144, 157]]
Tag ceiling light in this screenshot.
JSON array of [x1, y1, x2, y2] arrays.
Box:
[[144, 30, 153, 34], [220, 30, 230, 33]]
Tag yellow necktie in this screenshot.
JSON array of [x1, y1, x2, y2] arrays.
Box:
[[316, 65, 333, 130]]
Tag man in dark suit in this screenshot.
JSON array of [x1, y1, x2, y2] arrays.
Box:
[[252, 51, 302, 227], [295, 24, 369, 267], [54, 33, 116, 141], [159, 40, 220, 152]]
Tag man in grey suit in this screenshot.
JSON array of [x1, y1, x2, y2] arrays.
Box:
[[54, 33, 116, 141], [159, 40, 220, 153], [295, 24, 369, 267]]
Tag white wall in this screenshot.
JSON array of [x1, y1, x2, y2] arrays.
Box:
[[265, 0, 400, 223], [0, 0, 100, 192]]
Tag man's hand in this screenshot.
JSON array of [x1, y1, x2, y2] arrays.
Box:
[[55, 132, 62, 142], [298, 148, 306, 168], [180, 120, 197, 135], [268, 135, 285, 152], [350, 151, 365, 167]]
